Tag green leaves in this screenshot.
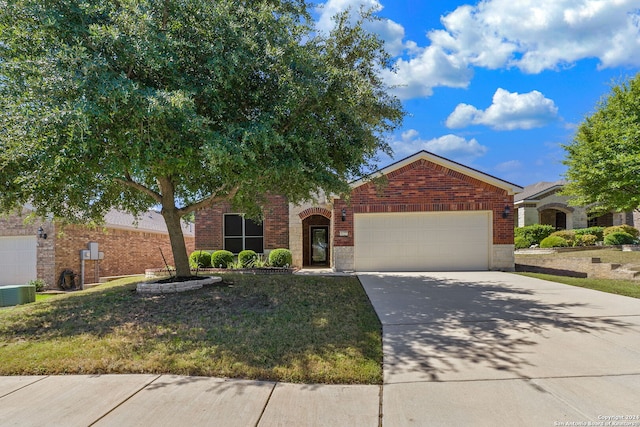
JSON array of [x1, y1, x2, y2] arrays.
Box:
[[563, 73, 640, 214], [1, 0, 403, 275]]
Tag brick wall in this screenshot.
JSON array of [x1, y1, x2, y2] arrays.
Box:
[[55, 225, 195, 285], [195, 195, 289, 252], [1, 210, 194, 288], [333, 158, 515, 245]]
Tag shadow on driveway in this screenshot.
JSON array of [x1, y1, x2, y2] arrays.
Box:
[[358, 272, 640, 383]]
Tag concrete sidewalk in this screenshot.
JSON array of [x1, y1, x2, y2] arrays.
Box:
[[0, 375, 380, 427], [3, 272, 640, 426]]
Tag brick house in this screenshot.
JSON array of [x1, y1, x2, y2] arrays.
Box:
[[196, 151, 523, 272], [0, 207, 195, 289], [515, 180, 640, 230]]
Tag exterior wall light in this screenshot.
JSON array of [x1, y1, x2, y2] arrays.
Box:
[[37, 226, 47, 239], [341, 208, 347, 221], [502, 205, 511, 219]]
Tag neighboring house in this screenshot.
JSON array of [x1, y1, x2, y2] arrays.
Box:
[[196, 151, 523, 272], [514, 181, 640, 229], [0, 207, 195, 288]]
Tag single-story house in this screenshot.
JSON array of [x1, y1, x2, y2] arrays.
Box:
[[514, 180, 640, 229], [195, 151, 524, 272], [0, 207, 195, 289]]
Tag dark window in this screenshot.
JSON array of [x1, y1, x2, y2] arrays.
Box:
[[223, 214, 264, 253], [224, 215, 243, 236]]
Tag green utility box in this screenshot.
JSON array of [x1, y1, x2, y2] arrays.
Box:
[[0, 285, 36, 307]]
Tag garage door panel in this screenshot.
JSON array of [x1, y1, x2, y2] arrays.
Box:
[[354, 212, 490, 272], [0, 236, 37, 286]]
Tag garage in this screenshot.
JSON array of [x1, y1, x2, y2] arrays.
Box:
[[354, 211, 491, 272], [0, 236, 37, 286]]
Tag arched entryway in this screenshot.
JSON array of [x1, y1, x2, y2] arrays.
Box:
[[302, 214, 331, 267], [538, 203, 573, 230]]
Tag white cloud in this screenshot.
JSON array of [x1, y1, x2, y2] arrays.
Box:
[[315, 1, 640, 100], [429, 0, 640, 74], [446, 88, 559, 130], [382, 46, 473, 99], [494, 160, 523, 172], [392, 130, 488, 164]]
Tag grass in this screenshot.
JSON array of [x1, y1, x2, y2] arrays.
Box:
[[0, 274, 382, 384], [35, 293, 60, 302], [517, 272, 640, 299]]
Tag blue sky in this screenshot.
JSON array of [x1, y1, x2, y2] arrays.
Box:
[[312, 0, 640, 187]]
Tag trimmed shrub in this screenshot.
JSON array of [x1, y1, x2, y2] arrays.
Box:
[[211, 250, 234, 268], [238, 250, 258, 268], [514, 236, 532, 249], [514, 224, 555, 246], [575, 234, 598, 247], [540, 235, 570, 248], [189, 250, 211, 268], [269, 248, 292, 267], [549, 230, 576, 246], [603, 225, 639, 238], [574, 226, 605, 241], [28, 279, 46, 292], [604, 231, 636, 246]]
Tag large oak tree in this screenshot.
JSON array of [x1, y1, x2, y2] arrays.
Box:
[[0, 0, 403, 277], [562, 73, 640, 216]]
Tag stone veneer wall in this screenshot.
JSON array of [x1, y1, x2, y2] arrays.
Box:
[[332, 246, 355, 272], [288, 198, 333, 268], [515, 254, 639, 280], [492, 244, 516, 271]]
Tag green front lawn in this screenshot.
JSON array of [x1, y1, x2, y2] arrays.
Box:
[[516, 272, 640, 299], [0, 274, 382, 384]]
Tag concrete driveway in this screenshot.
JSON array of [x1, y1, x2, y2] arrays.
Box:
[[358, 271, 640, 426]]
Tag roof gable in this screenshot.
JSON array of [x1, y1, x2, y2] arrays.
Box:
[[351, 151, 523, 195], [514, 180, 566, 202]]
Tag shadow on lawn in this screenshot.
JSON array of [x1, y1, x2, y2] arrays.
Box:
[[0, 275, 382, 383], [361, 273, 638, 382]]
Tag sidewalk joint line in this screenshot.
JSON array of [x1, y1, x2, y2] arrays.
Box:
[[255, 381, 277, 427], [378, 384, 384, 427], [0, 375, 49, 399], [87, 374, 162, 426]]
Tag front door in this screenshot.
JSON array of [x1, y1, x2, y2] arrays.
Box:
[[310, 226, 329, 266], [555, 211, 567, 230]]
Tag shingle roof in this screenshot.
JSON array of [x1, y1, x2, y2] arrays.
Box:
[[104, 209, 194, 236], [514, 180, 566, 202], [20, 205, 194, 236]]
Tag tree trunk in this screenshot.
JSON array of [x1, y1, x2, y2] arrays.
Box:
[[161, 206, 191, 278]]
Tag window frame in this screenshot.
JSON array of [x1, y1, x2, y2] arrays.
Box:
[[223, 213, 264, 254]]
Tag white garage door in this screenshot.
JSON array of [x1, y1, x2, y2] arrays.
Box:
[[0, 236, 37, 286], [354, 211, 491, 271]]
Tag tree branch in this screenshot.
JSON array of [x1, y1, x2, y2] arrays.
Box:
[[115, 173, 162, 203], [180, 185, 240, 216]]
